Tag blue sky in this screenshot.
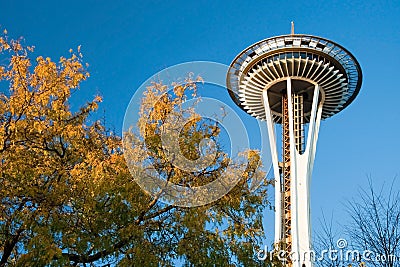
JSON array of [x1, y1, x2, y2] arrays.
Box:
[[2, 0, 400, 245]]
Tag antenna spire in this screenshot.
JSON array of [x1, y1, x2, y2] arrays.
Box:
[[291, 21, 295, 35]]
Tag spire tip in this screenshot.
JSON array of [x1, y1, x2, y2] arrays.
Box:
[[291, 21, 295, 35]]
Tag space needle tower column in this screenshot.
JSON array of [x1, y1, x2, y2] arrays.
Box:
[[226, 27, 362, 267]]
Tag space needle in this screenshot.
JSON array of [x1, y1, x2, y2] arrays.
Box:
[[226, 24, 362, 266]]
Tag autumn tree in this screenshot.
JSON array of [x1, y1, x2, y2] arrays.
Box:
[[0, 33, 274, 266]]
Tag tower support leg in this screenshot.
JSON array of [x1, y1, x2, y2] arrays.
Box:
[[262, 78, 324, 267], [262, 90, 282, 244]]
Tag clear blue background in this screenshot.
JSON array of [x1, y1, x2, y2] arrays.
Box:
[[2, 0, 400, 246]]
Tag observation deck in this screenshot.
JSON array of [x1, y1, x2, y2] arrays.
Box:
[[226, 34, 362, 123]]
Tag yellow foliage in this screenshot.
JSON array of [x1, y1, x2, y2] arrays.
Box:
[[0, 33, 269, 266], [0, 34, 133, 265]]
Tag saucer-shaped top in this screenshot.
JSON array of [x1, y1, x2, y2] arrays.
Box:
[[226, 34, 362, 122]]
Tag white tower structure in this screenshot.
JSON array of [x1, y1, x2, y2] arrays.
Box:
[[226, 31, 362, 266]]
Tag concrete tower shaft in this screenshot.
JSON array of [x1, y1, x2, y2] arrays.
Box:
[[226, 34, 362, 267], [262, 79, 322, 266]]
